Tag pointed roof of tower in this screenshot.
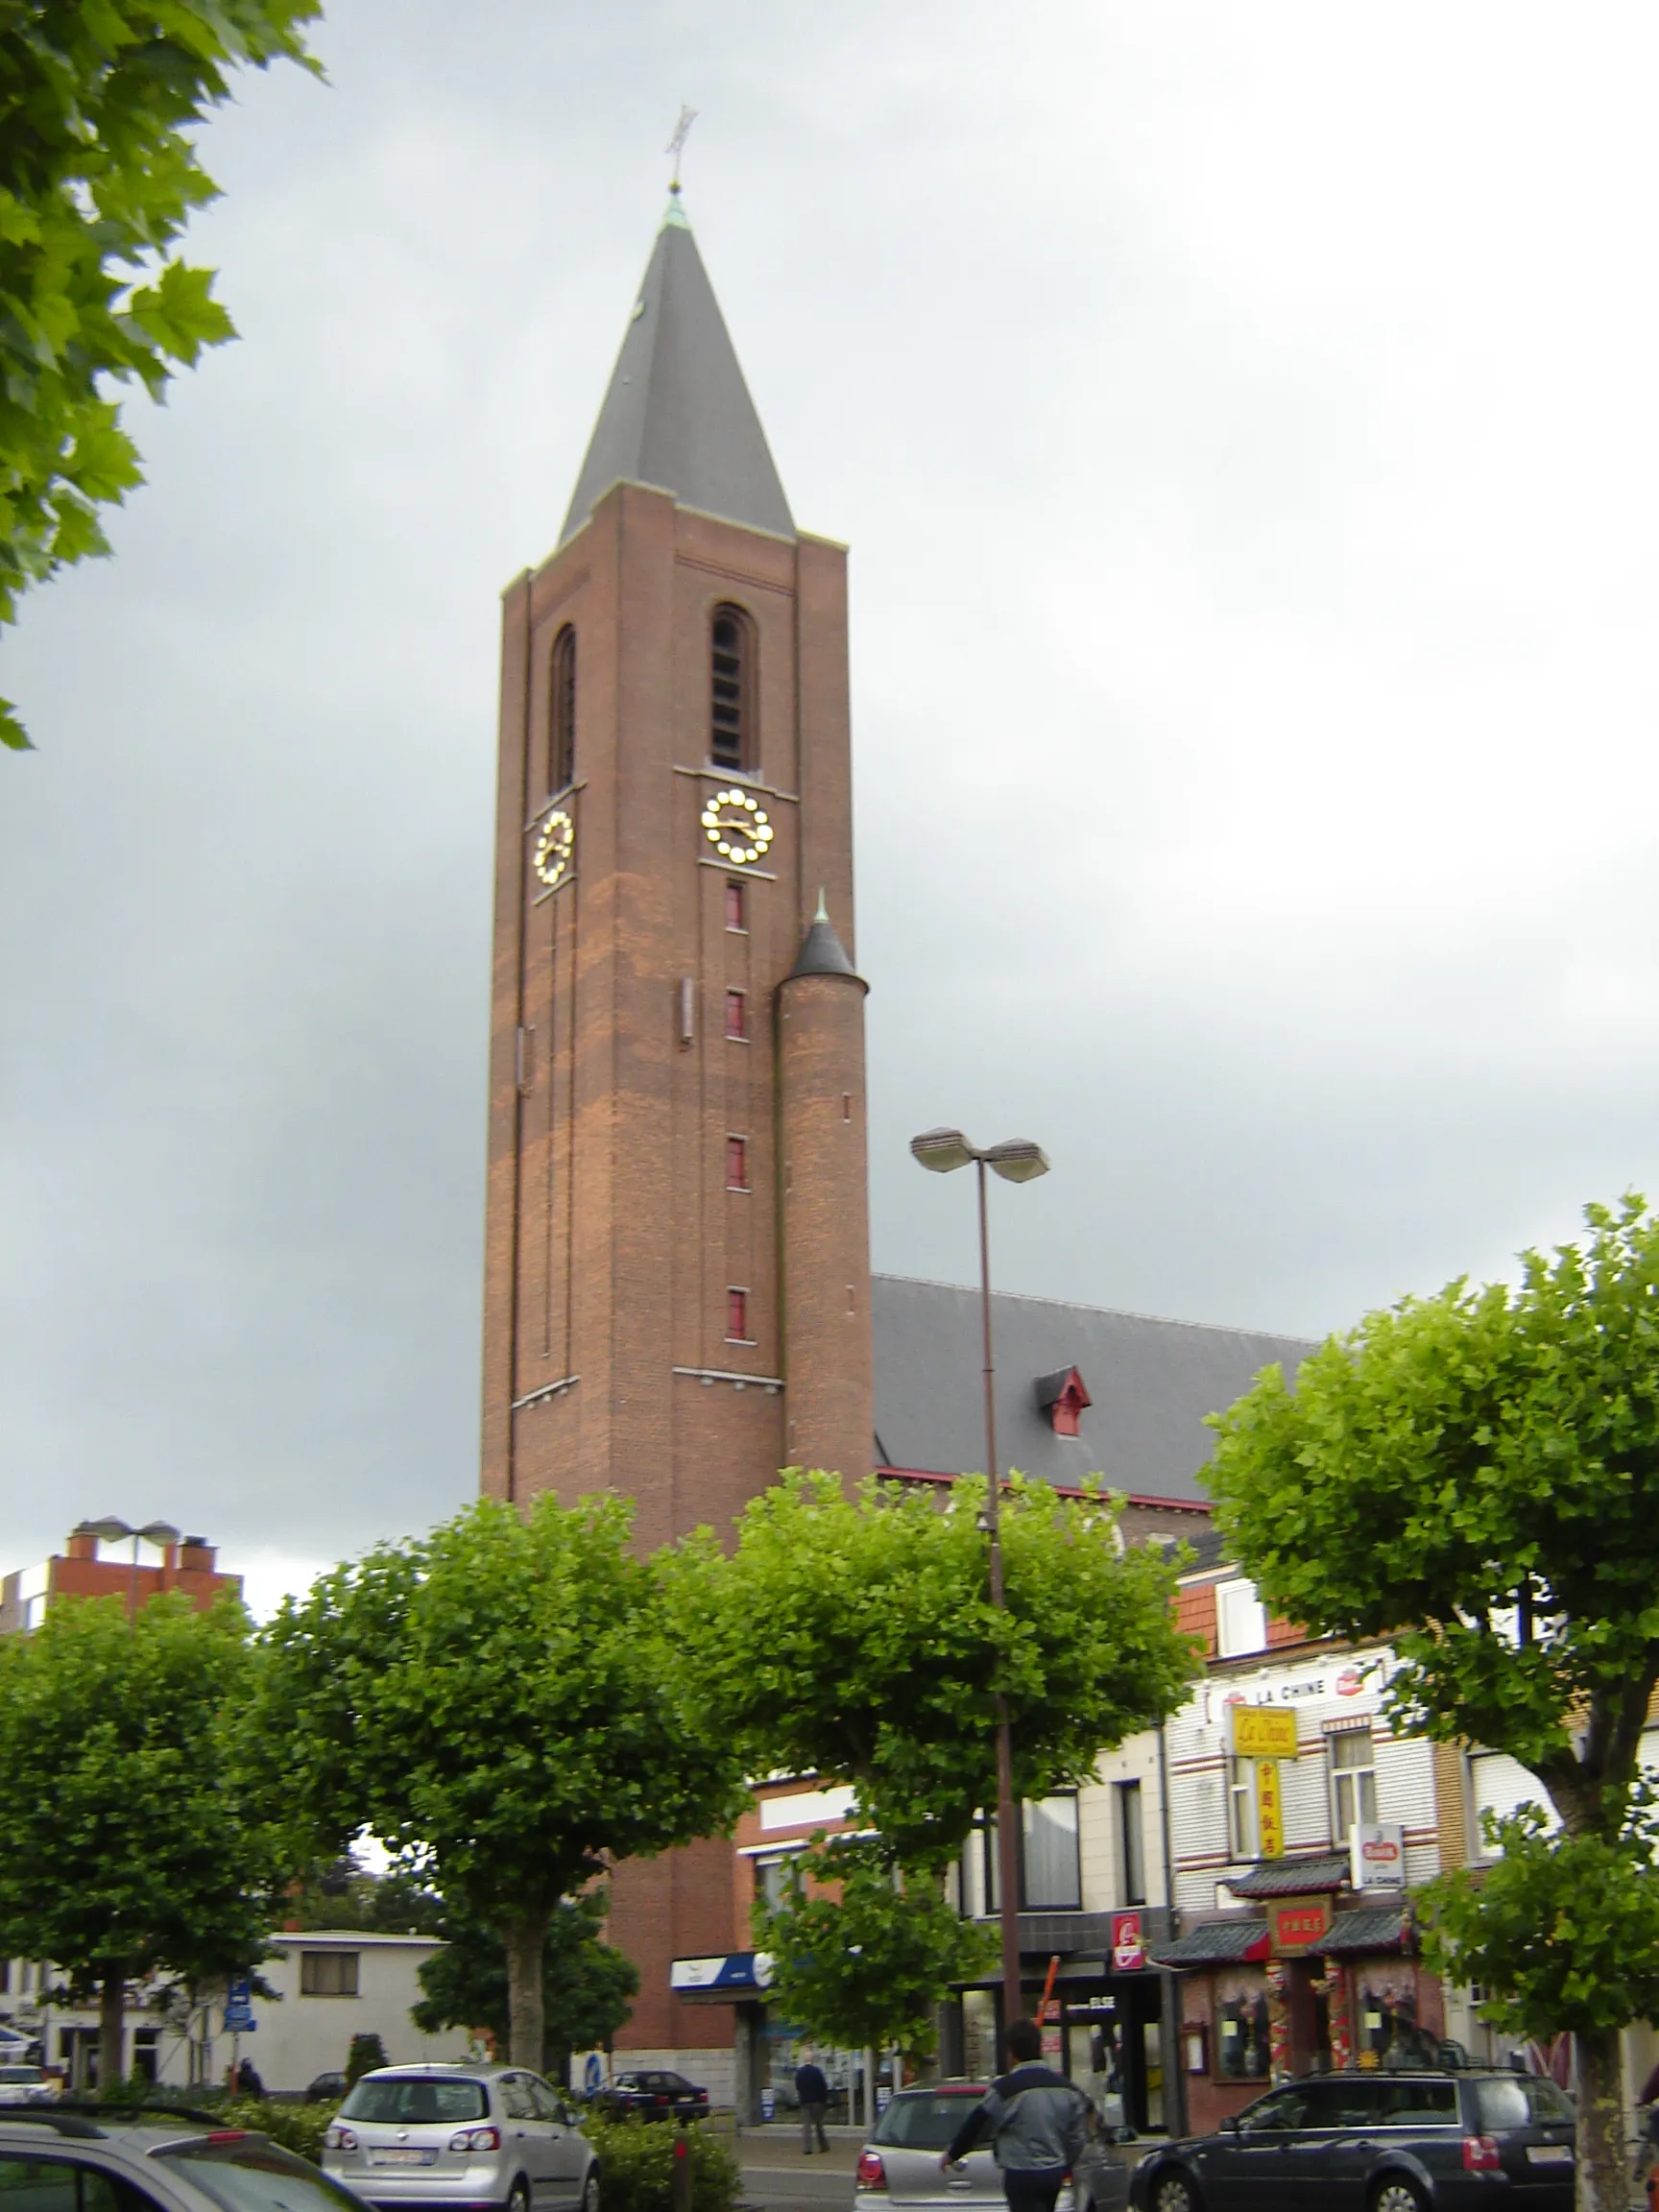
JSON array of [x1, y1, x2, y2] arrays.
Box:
[[786, 889, 865, 987], [560, 194, 794, 546]]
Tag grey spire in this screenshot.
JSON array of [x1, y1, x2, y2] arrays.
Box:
[[786, 892, 865, 987], [560, 196, 794, 545]]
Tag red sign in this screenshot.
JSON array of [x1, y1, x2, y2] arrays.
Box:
[[1269, 1896, 1333, 1954], [1335, 1667, 1364, 1697], [1111, 1910, 1146, 1972]]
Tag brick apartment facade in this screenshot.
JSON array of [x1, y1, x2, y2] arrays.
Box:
[[0, 1527, 240, 1636]]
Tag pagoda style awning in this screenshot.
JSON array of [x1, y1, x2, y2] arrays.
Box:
[[1226, 1853, 1351, 1897], [1149, 1920, 1271, 1968]]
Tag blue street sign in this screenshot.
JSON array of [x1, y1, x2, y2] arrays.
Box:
[[224, 1977, 256, 2033], [584, 2055, 603, 2094]]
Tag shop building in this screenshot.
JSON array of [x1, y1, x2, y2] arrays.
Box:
[[0, 1526, 240, 1634]]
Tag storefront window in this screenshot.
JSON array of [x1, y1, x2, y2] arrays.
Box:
[[1214, 1972, 1270, 2080], [1356, 1974, 1432, 2065]]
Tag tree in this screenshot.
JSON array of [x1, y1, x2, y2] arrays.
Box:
[[288, 1854, 445, 1935], [1207, 1195, 1659, 2212], [753, 1837, 995, 2070], [412, 1889, 639, 2084], [0, 0, 321, 752], [0, 1592, 282, 2086], [259, 1496, 748, 2069], [663, 1470, 1197, 1868]]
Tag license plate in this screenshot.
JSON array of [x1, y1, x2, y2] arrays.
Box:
[[370, 2149, 435, 2166], [1527, 2145, 1573, 2165]]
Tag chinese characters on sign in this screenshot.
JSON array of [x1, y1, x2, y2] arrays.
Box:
[[1255, 1756, 1284, 1859]]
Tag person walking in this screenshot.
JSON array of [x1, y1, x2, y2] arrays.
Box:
[[795, 2054, 830, 2153], [940, 2019, 1090, 2212]]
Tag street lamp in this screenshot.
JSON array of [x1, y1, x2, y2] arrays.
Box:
[[909, 1127, 1049, 2045], [75, 1517, 182, 1623]]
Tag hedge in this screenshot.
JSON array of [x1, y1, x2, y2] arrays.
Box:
[[581, 2116, 741, 2212]]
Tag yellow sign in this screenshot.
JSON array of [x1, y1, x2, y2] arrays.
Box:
[[1231, 1705, 1299, 1759], [1256, 1758, 1284, 1859]]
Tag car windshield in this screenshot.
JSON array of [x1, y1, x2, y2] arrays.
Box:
[[339, 2079, 489, 2125], [875, 2094, 986, 2149], [1475, 2078, 1575, 2130], [160, 2142, 370, 2212]]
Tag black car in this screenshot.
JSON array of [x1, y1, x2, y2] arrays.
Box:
[[1130, 2069, 1576, 2212], [305, 2073, 349, 2106], [589, 2069, 709, 2123]]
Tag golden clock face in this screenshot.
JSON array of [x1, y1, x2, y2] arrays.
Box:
[[533, 807, 574, 889], [701, 785, 774, 867]]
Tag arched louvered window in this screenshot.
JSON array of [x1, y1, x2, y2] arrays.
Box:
[[710, 605, 753, 772], [549, 624, 576, 792]]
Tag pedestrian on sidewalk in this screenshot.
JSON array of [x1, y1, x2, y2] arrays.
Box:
[[795, 2054, 830, 2153], [940, 2019, 1090, 2212]]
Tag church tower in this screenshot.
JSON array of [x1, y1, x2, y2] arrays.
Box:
[[481, 188, 873, 1538]]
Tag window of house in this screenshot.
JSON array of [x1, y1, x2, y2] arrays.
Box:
[[1022, 1793, 1082, 1910], [549, 624, 576, 792], [300, 1950, 359, 1997], [756, 1855, 798, 1911], [727, 1288, 750, 1342], [1214, 1977, 1270, 2080], [724, 990, 747, 1041], [1228, 1759, 1260, 1859], [725, 880, 746, 931], [1330, 1725, 1379, 1835], [726, 1137, 749, 1190], [710, 606, 752, 771], [1118, 1779, 1147, 1905], [1215, 1578, 1267, 1657]]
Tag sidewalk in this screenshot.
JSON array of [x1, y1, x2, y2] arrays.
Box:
[[738, 2125, 866, 2175]]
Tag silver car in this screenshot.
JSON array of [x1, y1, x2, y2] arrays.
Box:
[[0, 2107, 375, 2212], [854, 2083, 1128, 2212], [324, 2063, 599, 2212]]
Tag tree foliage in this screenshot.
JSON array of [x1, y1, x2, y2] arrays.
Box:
[[664, 1471, 1197, 1870], [753, 1838, 995, 2067], [0, 0, 322, 751], [1208, 1196, 1659, 2212], [259, 1496, 748, 2067], [0, 1592, 282, 2082], [412, 1889, 638, 2083]]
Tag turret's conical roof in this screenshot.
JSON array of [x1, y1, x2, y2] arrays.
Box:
[[560, 196, 794, 546]]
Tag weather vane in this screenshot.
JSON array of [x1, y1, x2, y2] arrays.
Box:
[[666, 105, 698, 195]]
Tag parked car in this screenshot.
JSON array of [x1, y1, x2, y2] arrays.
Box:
[[307, 2074, 349, 2107], [324, 2061, 600, 2212], [0, 2106, 373, 2212], [0, 2066, 56, 2105], [1129, 2069, 1576, 2212], [0, 2029, 42, 2067], [587, 2071, 709, 2124], [853, 2082, 1129, 2212]]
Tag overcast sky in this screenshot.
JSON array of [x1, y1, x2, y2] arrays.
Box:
[[6, 1, 1659, 1612]]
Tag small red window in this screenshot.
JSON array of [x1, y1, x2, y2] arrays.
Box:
[[725, 990, 747, 1041], [727, 1138, 749, 1190], [725, 881, 745, 931], [727, 1289, 750, 1341]]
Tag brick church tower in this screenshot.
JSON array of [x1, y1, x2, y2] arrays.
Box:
[[479, 193, 874, 2060]]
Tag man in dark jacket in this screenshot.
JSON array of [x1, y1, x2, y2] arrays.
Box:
[[941, 2019, 1090, 2212], [795, 2054, 830, 2152]]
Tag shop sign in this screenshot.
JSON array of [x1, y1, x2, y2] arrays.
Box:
[[1269, 1895, 1332, 1954], [1350, 1821, 1406, 1889], [1111, 1911, 1146, 1972], [1231, 1706, 1298, 1759], [1255, 1758, 1284, 1859]]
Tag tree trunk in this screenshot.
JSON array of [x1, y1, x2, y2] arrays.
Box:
[[98, 1968, 126, 2093], [1574, 2024, 1626, 2212], [504, 1911, 550, 2070]]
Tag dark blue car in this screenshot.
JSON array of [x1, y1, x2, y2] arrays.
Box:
[[1129, 2069, 1575, 2212]]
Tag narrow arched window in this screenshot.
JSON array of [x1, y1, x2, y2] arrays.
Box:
[[710, 605, 753, 772], [549, 624, 576, 792]]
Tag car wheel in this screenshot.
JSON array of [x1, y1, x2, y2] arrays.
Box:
[[508, 2177, 532, 2212], [1148, 2170, 1201, 2212], [580, 2171, 600, 2212], [1369, 2180, 1427, 2212]]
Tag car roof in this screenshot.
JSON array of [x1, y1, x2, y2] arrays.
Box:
[[360, 2064, 513, 2080]]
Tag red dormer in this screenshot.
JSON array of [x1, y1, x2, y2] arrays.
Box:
[[1035, 1366, 1092, 1437]]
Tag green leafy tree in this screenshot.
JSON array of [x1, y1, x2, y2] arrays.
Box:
[[0, 0, 322, 752], [346, 2032, 387, 2086], [0, 1592, 281, 2086], [753, 1837, 995, 2069], [663, 1470, 1197, 1869], [260, 1496, 748, 2070], [1208, 1195, 1659, 2212], [288, 1855, 445, 1935], [412, 1889, 638, 2084]]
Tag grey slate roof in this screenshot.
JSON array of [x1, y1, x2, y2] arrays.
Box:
[[786, 908, 863, 985], [1320, 1907, 1411, 1956], [1226, 1853, 1351, 1897], [1148, 1919, 1270, 1967], [561, 203, 794, 545], [871, 1274, 1310, 1504]]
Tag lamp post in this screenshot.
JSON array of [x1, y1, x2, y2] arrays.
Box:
[[909, 1128, 1049, 2044], [77, 1517, 182, 1623]]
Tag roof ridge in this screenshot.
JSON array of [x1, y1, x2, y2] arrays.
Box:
[[870, 1270, 1315, 1349]]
